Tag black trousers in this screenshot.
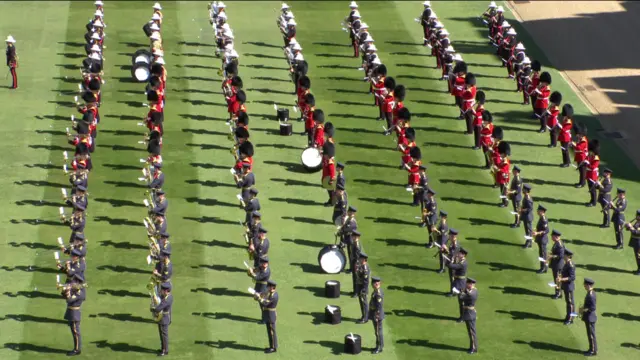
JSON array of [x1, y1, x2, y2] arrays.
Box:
[[563, 289, 575, 321], [511, 197, 521, 224], [523, 221, 533, 244], [633, 245, 640, 271], [69, 321, 81, 351], [537, 242, 548, 271], [372, 319, 383, 349], [588, 182, 597, 205], [266, 321, 278, 349], [560, 141, 571, 165], [358, 291, 369, 321], [585, 321, 597, 353], [577, 164, 586, 186], [535, 107, 546, 130], [473, 125, 481, 148], [464, 110, 474, 134], [551, 268, 561, 297], [614, 221, 624, 247], [466, 319, 478, 351], [158, 324, 169, 352]]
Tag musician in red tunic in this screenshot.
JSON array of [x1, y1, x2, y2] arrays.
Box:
[[6, 35, 18, 89], [461, 73, 477, 135], [392, 85, 405, 127], [480, 110, 494, 168], [405, 146, 422, 188], [558, 104, 574, 167], [534, 71, 551, 129], [371, 67, 386, 116], [302, 93, 316, 146], [473, 91, 486, 150], [380, 77, 396, 130], [489, 127, 504, 186], [399, 128, 416, 170], [312, 109, 325, 148], [451, 62, 467, 119], [231, 91, 247, 126], [321, 142, 337, 201], [572, 123, 588, 188], [545, 91, 562, 147], [496, 141, 511, 207], [585, 140, 601, 207], [525, 60, 541, 109], [234, 141, 254, 173], [297, 76, 310, 110]]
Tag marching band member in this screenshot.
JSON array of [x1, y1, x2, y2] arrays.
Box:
[[418, 1, 432, 46], [57, 249, 86, 283], [461, 73, 477, 135], [152, 282, 173, 357], [5, 35, 18, 89], [597, 168, 613, 228], [369, 277, 385, 354], [451, 61, 467, 118], [236, 164, 256, 203], [312, 109, 325, 148], [254, 279, 278, 354], [532, 205, 549, 273], [405, 146, 422, 189], [152, 2, 163, 20], [525, 60, 541, 109], [283, 18, 296, 47], [321, 142, 337, 198], [249, 256, 271, 322], [508, 42, 525, 80], [520, 184, 533, 247], [250, 227, 270, 268], [547, 230, 565, 299], [580, 278, 598, 356], [517, 56, 532, 99], [302, 93, 316, 142], [628, 210, 640, 274], [62, 273, 86, 356], [572, 122, 588, 188], [422, 189, 438, 249], [380, 77, 396, 130], [496, 141, 511, 207], [585, 140, 601, 207], [534, 71, 552, 126], [508, 166, 523, 228], [611, 188, 627, 249], [472, 91, 486, 150], [558, 249, 576, 325], [558, 104, 574, 167], [545, 91, 562, 145], [460, 278, 479, 354]]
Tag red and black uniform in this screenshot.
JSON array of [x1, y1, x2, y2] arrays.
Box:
[[407, 158, 422, 187], [546, 104, 560, 147], [313, 123, 325, 148], [146, 104, 164, 135], [392, 99, 404, 127], [373, 76, 385, 107], [322, 157, 336, 185], [473, 103, 484, 149], [558, 118, 573, 166], [400, 139, 416, 168], [382, 90, 395, 129], [6, 43, 17, 88], [303, 105, 316, 144], [461, 84, 477, 134], [534, 83, 550, 126], [234, 156, 253, 174], [526, 71, 540, 110], [586, 153, 600, 205], [452, 75, 466, 117], [480, 122, 494, 168], [497, 156, 511, 204], [574, 135, 588, 187]]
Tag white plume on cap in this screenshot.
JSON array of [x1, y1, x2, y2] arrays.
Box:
[[423, 1, 431, 7], [91, 32, 101, 40], [90, 53, 101, 60], [368, 44, 377, 51]]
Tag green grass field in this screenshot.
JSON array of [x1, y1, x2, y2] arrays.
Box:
[[1, 1, 640, 359]]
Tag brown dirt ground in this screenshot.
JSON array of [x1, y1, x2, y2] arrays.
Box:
[[508, 0, 640, 170]]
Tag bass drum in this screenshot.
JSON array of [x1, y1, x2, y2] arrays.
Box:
[[132, 61, 151, 82], [132, 49, 153, 66], [317, 245, 346, 274], [301, 147, 322, 172]]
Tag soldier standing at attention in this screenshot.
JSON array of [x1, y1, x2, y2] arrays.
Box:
[[243, 188, 260, 226], [334, 162, 346, 205], [435, 211, 449, 273], [460, 278, 478, 354], [249, 256, 271, 323], [256, 280, 279, 354], [5, 35, 18, 89], [153, 282, 173, 357], [532, 205, 549, 274], [580, 278, 598, 356], [547, 230, 565, 299], [250, 228, 270, 268], [611, 188, 627, 249], [349, 231, 363, 297], [448, 248, 469, 321], [508, 166, 523, 228], [557, 249, 576, 325], [520, 184, 534, 248], [626, 210, 640, 274], [597, 168, 613, 227], [338, 206, 358, 273], [63, 274, 86, 356], [356, 252, 370, 324], [332, 184, 348, 225], [369, 277, 385, 354]]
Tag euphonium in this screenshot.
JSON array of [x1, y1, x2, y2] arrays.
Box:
[[149, 285, 163, 322], [58, 282, 88, 292], [148, 235, 160, 258]]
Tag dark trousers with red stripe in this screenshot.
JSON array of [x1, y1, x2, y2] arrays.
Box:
[[9, 66, 17, 88]]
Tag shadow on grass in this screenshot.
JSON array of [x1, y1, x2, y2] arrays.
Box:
[[2, 291, 60, 299], [8, 242, 58, 250], [477, 262, 534, 273], [93, 216, 141, 227], [392, 309, 457, 321], [379, 263, 429, 271], [359, 197, 407, 206], [365, 216, 415, 226], [92, 340, 157, 353], [192, 264, 245, 273], [95, 265, 147, 274], [104, 180, 147, 189], [97, 289, 147, 298], [302, 339, 343, 355], [282, 216, 331, 225], [489, 286, 549, 298], [192, 239, 245, 249], [193, 311, 256, 323], [0, 266, 58, 274], [102, 163, 140, 171], [282, 238, 324, 247], [457, 216, 505, 226], [466, 237, 520, 248], [512, 339, 583, 354], [397, 338, 467, 352], [185, 197, 238, 208], [195, 340, 264, 351], [271, 178, 317, 187], [190, 287, 247, 297], [3, 342, 67, 354], [183, 216, 239, 225], [290, 262, 323, 274], [0, 314, 66, 324], [599, 287, 640, 297], [375, 238, 423, 247], [438, 179, 491, 188], [99, 240, 147, 250], [94, 198, 142, 208], [387, 286, 447, 296], [602, 312, 640, 322], [496, 310, 558, 322]]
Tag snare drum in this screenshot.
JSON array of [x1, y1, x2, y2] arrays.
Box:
[[301, 147, 322, 172], [318, 245, 347, 274]]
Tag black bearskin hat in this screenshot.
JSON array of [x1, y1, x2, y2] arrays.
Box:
[[492, 126, 503, 140], [231, 76, 243, 88], [225, 62, 238, 75], [465, 73, 476, 86], [476, 90, 486, 104], [147, 141, 161, 156], [549, 91, 562, 105], [89, 62, 102, 74], [588, 139, 600, 155], [562, 104, 574, 117], [497, 141, 511, 156], [384, 77, 396, 91], [305, 93, 315, 107], [322, 142, 335, 157], [540, 71, 552, 84], [76, 142, 90, 155], [482, 109, 492, 123], [376, 64, 387, 77], [76, 121, 90, 135], [314, 109, 325, 124], [149, 76, 161, 88], [453, 61, 467, 74], [299, 61, 309, 76], [405, 127, 416, 141], [237, 112, 249, 125], [150, 111, 163, 124], [151, 63, 163, 76], [239, 141, 254, 157], [409, 146, 422, 160], [573, 122, 587, 136], [82, 91, 96, 103], [394, 85, 406, 101], [147, 91, 159, 102], [235, 127, 249, 140], [88, 78, 101, 91], [299, 76, 311, 89], [325, 122, 335, 137], [397, 107, 411, 121], [236, 90, 246, 103], [531, 60, 541, 72]]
